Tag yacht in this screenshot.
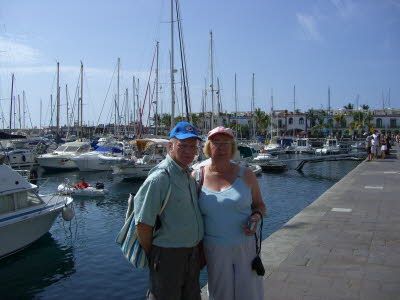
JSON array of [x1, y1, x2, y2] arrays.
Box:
[[288, 138, 314, 154], [111, 139, 168, 180], [0, 164, 73, 258], [315, 138, 341, 155], [71, 142, 125, 172], [37, 141, 91, 170]]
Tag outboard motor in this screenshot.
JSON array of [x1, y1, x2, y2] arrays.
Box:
[[95, 182, 104, 190]]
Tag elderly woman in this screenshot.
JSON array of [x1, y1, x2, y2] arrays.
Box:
[[193, 126, 266, 300]]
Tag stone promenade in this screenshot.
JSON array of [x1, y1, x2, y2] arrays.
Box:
[[262, 145, 400, 299]]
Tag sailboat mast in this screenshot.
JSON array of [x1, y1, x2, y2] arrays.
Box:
[[293, 85, 296, 137], [170, 0, 175, 129], [117, 57, 120, 135], [210, 31, 214, 129], [22, 91, 25, 129], [40, 99, 42, 130], [56, 62, 60, 136], [79, 61, 83, 139], [270, 88, 274, 138], [65, 84, 69, 129], [132, 76, 136, 136], [9, 73, 14, 133], [251, 73, 255, 139], [217, 77, 221, 125], [18, 94, 21, 129], [155, 41, 159, 136], [235, 73, 238, 137]]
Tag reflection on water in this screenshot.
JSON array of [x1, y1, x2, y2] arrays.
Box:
[[0, 160, 361, 300], [0, 233, 75, 299]]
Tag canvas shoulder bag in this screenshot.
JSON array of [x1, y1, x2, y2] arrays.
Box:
[[116, 169, 171, 269]]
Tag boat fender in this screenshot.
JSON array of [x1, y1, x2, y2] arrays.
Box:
[[62, 205, 74, 221]]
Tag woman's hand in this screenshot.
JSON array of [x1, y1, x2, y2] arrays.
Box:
[[242, 213, 262, 236]]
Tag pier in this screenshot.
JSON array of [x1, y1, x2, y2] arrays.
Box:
[[261, 145, 400, 299], [280, 152, 367, 171]]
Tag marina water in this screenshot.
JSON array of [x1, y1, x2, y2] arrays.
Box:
[[0, 157, 361, 300]]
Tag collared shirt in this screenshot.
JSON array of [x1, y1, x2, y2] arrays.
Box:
[[134, 155, 204, 248]]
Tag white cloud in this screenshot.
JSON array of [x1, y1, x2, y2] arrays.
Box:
[[296, 13, 322, 41], [0, 36, 41, 65], [330, 0, 356, 17]]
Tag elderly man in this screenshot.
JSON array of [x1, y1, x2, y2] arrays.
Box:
[[134, 121, 204, 300]]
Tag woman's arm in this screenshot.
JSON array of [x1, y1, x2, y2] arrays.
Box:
[[242, 167, 266, 235]]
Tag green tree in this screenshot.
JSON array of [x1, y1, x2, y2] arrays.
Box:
[[161, 113, 171, 131], [334, 114, 346, 128], [306, 108, 317, 128], [312, 117, 326, 135], [343, 103, 354, 110], [254, 108, 270, 137]]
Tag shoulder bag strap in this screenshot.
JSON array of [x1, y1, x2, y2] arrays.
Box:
[[159, 169, 171, 216], [197, 166, 205, 197]]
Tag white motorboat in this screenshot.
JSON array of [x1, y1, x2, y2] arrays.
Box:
[[72, 143, 125, 172], [0, 164, 73, 258], [263, 141, 282, 153], [288, 138, 314, 154], [253, 152, 274, 162], [111, 139, 169, 180], [57, 183, 109, 197], [37, 141, 91, 170], [0, 148, 38, 168], [315, 138, 341, 155]]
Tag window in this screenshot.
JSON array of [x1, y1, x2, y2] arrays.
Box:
[[376, 118, 382, 128], [299, 118, 304, 125], [278, 120, 283, 128], [390, 119, 397, 128], [288, 118, 293, 125], [0, 194, 15, 214]]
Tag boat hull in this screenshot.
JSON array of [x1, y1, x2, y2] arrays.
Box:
[[37, 157, 78, 170], [0, 209, 61, 258]]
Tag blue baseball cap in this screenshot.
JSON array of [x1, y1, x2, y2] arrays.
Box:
[[169, 121, 202, 140]]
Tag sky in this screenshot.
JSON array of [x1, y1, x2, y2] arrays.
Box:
[[0, 0, 399, 129]]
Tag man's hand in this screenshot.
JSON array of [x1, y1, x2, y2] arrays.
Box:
[[136, 222, 154, 255]]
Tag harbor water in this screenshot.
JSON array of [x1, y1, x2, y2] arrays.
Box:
[[0, 158, 362, 300]]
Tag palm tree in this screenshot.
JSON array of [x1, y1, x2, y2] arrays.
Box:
[[334, 114, 346, 128], [312, 117, 326, 136], [306, 108, 317, 128], [361, 104, 369, 110], [343, 103, 354, 110], [350, 111, 374, 136], [254, 108, 270, 137], [161, 113, 171, 131]]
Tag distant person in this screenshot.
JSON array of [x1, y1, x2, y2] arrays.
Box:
[[381, 135, 387, 159], [371, 130, 380, 160], [364, 132, 372, 161], [386, 134, 392, 156], [193, 126, 266, 300], [75, 178, 90, 189]]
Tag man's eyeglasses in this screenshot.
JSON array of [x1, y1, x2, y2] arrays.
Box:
[[176, 143, 198, 151]]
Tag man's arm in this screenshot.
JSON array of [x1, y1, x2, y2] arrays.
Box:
[[136, 222, 154, 255]]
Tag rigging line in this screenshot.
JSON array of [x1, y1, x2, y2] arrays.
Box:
[[95, 62, 118, 133], [25, 100, 34, 129], [145, 81, 157, 129], [137, 45, 157, 137], [175, 0, 190, 121]]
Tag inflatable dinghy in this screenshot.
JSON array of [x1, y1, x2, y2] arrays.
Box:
[[58, 183, 109, 197]]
